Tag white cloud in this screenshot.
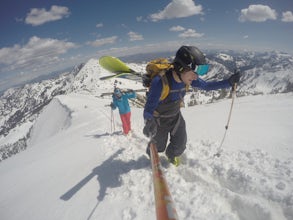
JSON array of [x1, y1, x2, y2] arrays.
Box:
[[136, 16, 143, 22], [0, 36, 78, 91], [169, 25, 185, 32], [87, 36, 118, 47], [282, 11, 293, 22], [136, 16, 148, 23], [96, 23, 103, 28], [239, 4, 277, 22], [149, 0, 203, 22], [25, 5, 70, 26], [95, 41, 183, 58], [128, 31, 144, 41], [243, 35, 249, 39], [0, 36, 76, 71], [178, 29, 204, 38]]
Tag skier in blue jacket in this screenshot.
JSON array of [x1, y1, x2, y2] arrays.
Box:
[[143, 46, 240, 166], [111, 88, 136, 135]]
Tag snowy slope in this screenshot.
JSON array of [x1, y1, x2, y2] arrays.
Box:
[[0, 58, 146, 161], [0, 91, 292, 220]]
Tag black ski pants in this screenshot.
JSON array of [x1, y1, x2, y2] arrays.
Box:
[[152, 112, 187, 158]]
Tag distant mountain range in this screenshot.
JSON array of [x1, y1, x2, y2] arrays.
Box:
[[1, 50, 293, 161]]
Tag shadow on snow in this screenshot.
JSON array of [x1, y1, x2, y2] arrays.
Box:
[[60, 148, 149, 202]]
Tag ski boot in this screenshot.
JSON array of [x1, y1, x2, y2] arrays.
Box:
[[168, 156, 180, 167]]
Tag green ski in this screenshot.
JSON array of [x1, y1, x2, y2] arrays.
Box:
[[99, 88, 147, 97], [99, 72, 141, 81], [99, 56, 142, 81]]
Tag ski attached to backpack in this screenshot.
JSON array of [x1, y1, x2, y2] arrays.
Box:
[[99, 56, 142, 81], [99, 88, 147, 97]]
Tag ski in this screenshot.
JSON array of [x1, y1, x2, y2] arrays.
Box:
[[99, 56, 142, 81], [99, 88, 147, 97], [99, 72, 141, 81], [99, 56, 134, 73]]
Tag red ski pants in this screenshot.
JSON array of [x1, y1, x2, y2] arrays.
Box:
[[120, 112, 131, 134]]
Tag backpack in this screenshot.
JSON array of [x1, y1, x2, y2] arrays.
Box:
[[143, 58, 173, 100]]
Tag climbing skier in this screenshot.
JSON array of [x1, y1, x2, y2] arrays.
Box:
[[143, 45, 240, 166], [111, 88, 136, 135]]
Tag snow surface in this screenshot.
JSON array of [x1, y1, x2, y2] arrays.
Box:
[[216, 53, 234, 61], [0, 90, 292, 220]]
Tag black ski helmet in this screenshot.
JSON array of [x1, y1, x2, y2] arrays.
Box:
[[173, 46, 207, 73]]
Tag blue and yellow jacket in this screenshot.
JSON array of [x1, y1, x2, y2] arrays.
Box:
[[143, 71, 231, 119]]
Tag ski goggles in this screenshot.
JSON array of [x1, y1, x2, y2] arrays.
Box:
[[194, 64, 209, 76]]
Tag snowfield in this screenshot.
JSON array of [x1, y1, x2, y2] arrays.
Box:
[[0, 91, 292, 220]]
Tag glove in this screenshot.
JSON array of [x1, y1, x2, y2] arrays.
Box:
[[142, 74, 151, 87], [228, 69, 241, 89], [110, 102, 115, 110], [143, 118, 157, 138]]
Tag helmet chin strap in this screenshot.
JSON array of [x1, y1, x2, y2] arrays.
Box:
[[172, 65, 183, 83], [176, 71, 183, 81], [173, 70, 183, 82], [173, 57, 192, 82]]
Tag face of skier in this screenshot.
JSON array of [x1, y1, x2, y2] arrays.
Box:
[[180, 69, 198, 85], [114, 89, 122, 99]]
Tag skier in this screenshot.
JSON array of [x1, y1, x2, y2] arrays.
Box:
[[143, 45, 240, 166], [111, 88, 136, 135]]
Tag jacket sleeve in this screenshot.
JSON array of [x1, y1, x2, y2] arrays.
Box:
[[126, 92, 136, 99], [143, 76, 163, 120], [191, 78, 230, 91]]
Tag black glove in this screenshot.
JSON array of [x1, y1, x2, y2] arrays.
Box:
[[228, 69, 241, 88], [110, 102, 115, 109], [142, 74, 151, 87], [143, 118, 157, 137]]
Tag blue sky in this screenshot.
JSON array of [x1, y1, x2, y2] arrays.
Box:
[[0, 0, 293, 91]]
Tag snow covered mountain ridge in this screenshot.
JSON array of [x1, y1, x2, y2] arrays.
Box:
[[1, 81, 292, 220], [0, 50, 293, 161]]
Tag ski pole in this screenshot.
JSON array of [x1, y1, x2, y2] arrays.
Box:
[[111, 109, 113, 132], [224, 83, 237, 130], [111, 109, 115, 132], [214, 83, 237, 157], [149, 140, 179, 220], [112, 110, 116, 132]]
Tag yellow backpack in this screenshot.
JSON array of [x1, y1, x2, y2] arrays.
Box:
[[144, 58, 173, 100]]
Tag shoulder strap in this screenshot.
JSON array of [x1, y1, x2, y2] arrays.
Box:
[[158, 71, 170, 101], [157, 70, 189, 101]]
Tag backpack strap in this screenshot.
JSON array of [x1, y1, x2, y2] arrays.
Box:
[[158, 71, 170, 101], [157, 69, 190, 101]]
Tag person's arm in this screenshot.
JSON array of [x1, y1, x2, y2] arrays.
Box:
[[143, 76, 163, 119], [192, 70, 241, 91], [191, 78, 230, 91], [125, 91, 136, 99], [111, 96, 117, 110]]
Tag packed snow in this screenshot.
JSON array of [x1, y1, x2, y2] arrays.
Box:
[[0, 88, 292, 219]]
